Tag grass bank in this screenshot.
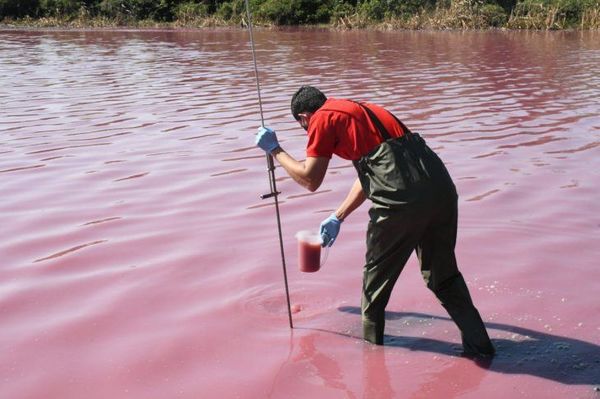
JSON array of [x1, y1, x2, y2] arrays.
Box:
[[1, 0, 599, 30]]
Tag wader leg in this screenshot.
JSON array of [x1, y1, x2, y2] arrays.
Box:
[[435, 274, 495, 356], [362, 207, 423, 345], [416, 198, 495, 356]]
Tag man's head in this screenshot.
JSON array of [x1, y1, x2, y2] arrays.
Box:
[[291, 86, 327, 128]]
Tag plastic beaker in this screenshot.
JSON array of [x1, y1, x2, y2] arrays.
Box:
[[295, 230, 329, 273]]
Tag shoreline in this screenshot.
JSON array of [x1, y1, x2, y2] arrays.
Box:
[[1, 20, 598, 33]]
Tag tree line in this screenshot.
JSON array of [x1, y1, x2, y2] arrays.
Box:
[[1, 0, 599, 29]]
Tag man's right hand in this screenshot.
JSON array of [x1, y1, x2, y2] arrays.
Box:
[[255, 126, 280, 153]]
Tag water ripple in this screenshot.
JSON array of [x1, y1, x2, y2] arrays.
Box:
[[34, 240, 107, 263]]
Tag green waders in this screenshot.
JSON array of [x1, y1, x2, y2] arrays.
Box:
[[353, 104, 495, 355]]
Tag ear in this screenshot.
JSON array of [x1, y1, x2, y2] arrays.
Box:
[[302, 112, 314, 121]]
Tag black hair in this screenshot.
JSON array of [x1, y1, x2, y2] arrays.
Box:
[[290, 86, 327, 121]]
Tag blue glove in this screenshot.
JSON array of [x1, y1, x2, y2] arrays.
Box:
[[319, 213, 342, 247], [255, 126, 280, 153]]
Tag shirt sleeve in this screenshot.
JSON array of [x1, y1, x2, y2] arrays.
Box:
[[306, 112, 336, 159]]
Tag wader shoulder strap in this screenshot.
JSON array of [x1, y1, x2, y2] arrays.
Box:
[[356, 102, 412, 142], [388, 112, 413, 136], [356, 102, 392, 141]]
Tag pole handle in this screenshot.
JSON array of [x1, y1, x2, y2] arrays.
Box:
[[260, 192, 280, 200]]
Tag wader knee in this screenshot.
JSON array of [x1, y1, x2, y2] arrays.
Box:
[[421, 270, 431, 286]]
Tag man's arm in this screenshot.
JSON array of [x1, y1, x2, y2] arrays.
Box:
[[318, 178, 366, 246], [334, 178, 366, 221], [271, 147, 329, 192]]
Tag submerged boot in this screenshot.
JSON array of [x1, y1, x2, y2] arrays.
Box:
[[434, 273, 495, 357], [362, 311, 385, 345]]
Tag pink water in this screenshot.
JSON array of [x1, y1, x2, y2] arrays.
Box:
[[1, 28, 599, 398]]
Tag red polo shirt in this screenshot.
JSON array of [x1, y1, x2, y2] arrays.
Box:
[[306, 98, 406, 161]]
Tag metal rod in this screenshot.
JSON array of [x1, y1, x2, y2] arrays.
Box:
[[245, 1, 264, 127], [244, 0, 293, 329]]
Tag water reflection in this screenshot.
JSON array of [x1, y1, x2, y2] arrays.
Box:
[[293, 333, 359, 399], [292, 326, 489, 398], [362, 347, 395, 399]]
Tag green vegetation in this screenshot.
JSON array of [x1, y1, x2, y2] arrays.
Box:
[[1, 0, 598, 29]]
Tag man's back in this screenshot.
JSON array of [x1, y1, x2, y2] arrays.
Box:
[[306, 98, 406, 161]]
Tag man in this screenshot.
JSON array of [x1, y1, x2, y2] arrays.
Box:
[[255, 86, 495, 356]]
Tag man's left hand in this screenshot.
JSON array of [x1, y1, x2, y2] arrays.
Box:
[[320, 213, 342, 247]]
